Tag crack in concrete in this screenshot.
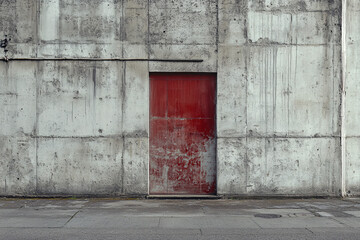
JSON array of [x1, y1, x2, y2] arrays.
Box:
[[63, 210, 80, 227]]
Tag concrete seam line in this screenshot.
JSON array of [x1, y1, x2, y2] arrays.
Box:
[[341, 0, 347, 197]]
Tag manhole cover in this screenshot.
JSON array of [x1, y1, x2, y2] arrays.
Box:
[[254, 213, 282, 219]]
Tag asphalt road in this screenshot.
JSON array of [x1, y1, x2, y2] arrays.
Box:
[[1, 198, 360, 239]]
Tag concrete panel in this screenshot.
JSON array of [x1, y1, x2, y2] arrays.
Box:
[[347, 10, 360, 46], [0, 0, 37, 43], [292, 12, 340, 45], [36, 137, 123, 195], [123, 137, 148, 195], [149, 44, 217, 72], [247, 45, 340, 137], [217, 137, 340, 196], [37, 61, 123, 137], [247, 137, 340, 196], [217, 138, 247, 195], [37, 0, 149, 58], [248, 0, 340, 11], [0, 1, 37, 58], [38, 0, 123, 58], [348, 1, 360, 11], [345, 44, 360, 136], [0, 62, 36, 136], [218, 0, 247, 45], [149, 0, 217, 44], [52, 0, 121, 42], [217, 46, 247, 137], [123, 7, 148, 44], [122, 62, 149, 137], [248, 11, 340, 45], [345, 138, 360, 195], [346, 0, 360, 196], [248, 11, 292, 44], [120, 2, 149, 58], [0, 136, 36, 195], [39, 0, 60, 41]]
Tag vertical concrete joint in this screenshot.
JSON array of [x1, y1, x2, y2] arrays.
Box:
[[120, 62, 126, 194]]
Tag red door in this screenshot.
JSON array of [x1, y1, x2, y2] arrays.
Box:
[[149, 73, 216, 195]]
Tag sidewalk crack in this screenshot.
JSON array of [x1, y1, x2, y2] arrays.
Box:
[[63, 210, 80, 227]]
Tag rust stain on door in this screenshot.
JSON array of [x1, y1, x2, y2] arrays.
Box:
[[149, 73, 216, 195]]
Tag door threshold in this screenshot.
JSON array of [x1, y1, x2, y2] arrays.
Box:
[[147, 195, 220, 199]]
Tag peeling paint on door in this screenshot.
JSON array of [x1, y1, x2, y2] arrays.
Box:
[[149, 73, 216, 195]]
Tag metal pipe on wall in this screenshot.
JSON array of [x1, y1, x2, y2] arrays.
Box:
[[0, 57, 203, 62]]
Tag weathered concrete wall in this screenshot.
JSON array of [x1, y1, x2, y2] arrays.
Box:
[[0, 0, 149, 196], [217, 0, 342, 196], [0, 0, 347, 197], [345, 0, 360, 196]]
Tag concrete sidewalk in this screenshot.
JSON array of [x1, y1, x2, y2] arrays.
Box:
[[1, 197, 360, 239]]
